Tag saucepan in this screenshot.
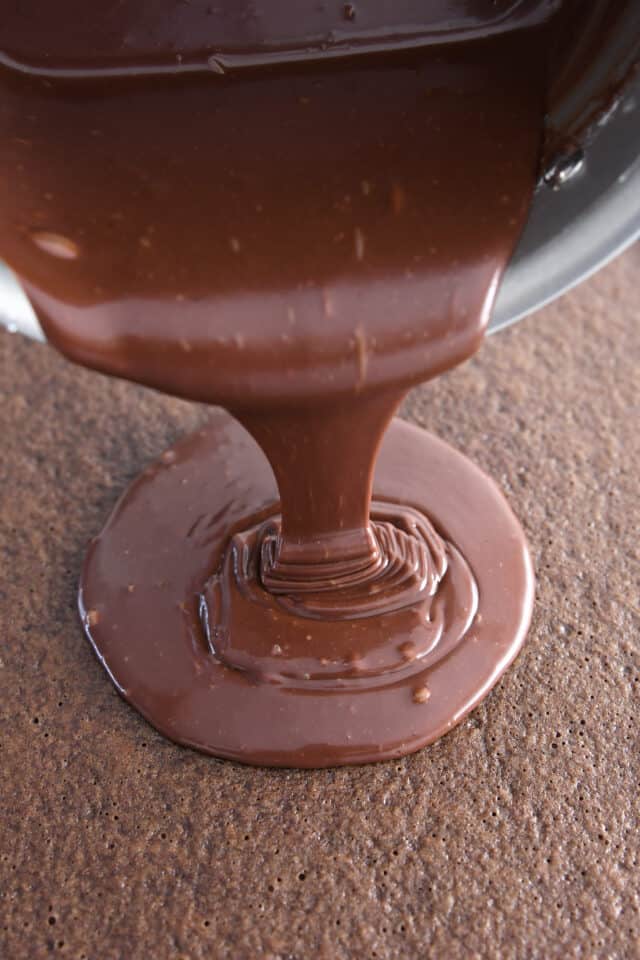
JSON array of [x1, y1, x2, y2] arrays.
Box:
[[1, 6, 639, 341]]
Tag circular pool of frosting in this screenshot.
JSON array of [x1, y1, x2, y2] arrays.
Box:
[[79, 412, 533, 767]]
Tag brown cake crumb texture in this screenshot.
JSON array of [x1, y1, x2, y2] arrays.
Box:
[[1, 246, 639, 959]]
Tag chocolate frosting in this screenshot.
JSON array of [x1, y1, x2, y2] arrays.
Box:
[[0, 1, 612, 764]]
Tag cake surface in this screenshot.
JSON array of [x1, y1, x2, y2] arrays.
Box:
[[1, 245, 638, 959]]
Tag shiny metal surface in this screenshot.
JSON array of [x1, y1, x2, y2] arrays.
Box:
[[0, 259, 41, 339], [491, 58, 640, 331]]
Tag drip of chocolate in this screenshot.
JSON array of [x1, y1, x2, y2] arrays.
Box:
[[0, 1, 605, 765]]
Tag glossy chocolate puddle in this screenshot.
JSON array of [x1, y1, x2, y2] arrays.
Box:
[[0, 1, 583, 765]]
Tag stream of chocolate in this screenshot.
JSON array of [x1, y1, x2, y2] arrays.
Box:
[[0, 2, 596, 764]]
